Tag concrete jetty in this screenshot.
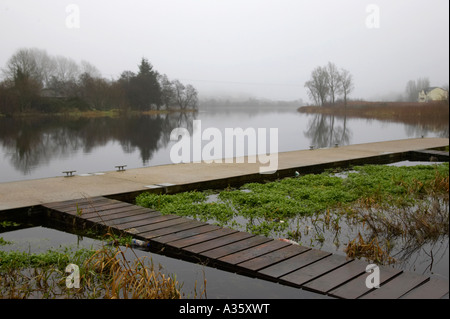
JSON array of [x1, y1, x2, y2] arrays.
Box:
[[0, 137, 448, 212]]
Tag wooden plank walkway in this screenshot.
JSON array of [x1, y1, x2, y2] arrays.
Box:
[[42, 196, 449, 299]]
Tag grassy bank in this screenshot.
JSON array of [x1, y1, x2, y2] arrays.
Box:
[[136, 163, 449, 266]]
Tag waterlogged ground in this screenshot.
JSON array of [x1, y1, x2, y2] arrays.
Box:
[[0, 225, 323, 299], [136, 162, 449, 280]]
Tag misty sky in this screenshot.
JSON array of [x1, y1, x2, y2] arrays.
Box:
[[0, 0, 448, 101]]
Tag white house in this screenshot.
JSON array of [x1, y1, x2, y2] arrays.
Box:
[[418, 87, 448, 102]]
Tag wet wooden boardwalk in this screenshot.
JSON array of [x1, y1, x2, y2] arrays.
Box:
[[42, 196, 449, 299]]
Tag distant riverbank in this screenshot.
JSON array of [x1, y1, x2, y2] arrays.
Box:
[[0, 107, 198, 119]]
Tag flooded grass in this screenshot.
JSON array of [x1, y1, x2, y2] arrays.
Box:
[[1, 225, 321, 299], [136, 162, 449, 276], [0, 228, 205, 299]]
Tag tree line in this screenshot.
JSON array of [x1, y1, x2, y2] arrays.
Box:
[[404, 77, 449, 103], [0, 48, 198, 115], [305, 62, 449, 106]]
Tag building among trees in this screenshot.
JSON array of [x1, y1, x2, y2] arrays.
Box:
[[418, 87, 448, 103]]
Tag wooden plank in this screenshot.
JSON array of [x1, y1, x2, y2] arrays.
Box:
[[279, 254, 351, 287], [219, 240, 292, 266], [132, 216, 191, 234], [87, 208, 159, 223], [110, 214, 182, 231], [258, 248, 331, 279], [75, 204, 149, 218], [120, 214, 180, 232], [328, 265, 402, 299], [238, 244, 310, 272], [360, 272, 430, 299], [167, 228, 239, 249], [153, 224, 220, 244], [45, 198, 119, 212], [42, 196, 108, 209], [401, 277, 449, 299], [303, 260, 374, 294], [184, 231, 254, 254], [200, 235, 273, 260], [99, 211, 163, 228], [139, 220, 206, 239], [63, 202, 133, 215]]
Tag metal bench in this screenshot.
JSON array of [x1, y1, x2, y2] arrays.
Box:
[[115, 165, 127, 172], [62, 170, 76, 177]]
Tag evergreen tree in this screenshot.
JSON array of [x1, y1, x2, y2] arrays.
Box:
[[133, 58, 162, 110]]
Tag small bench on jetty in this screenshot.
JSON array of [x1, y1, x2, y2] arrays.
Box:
[[62, 170, 76, 177], [42, 196, 449, 299], [115, 165, 127, 172]]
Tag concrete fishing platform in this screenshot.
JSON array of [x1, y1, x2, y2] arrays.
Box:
[[0, 137, 448, 212]]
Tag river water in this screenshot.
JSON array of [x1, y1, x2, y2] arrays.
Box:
[[0, 106, 447, 183]]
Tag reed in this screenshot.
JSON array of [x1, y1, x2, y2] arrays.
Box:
[[298, 100, 449, 131], [83, 246, 180, 299], [345, 232, 395, 265], [0, 236, 207, 299]]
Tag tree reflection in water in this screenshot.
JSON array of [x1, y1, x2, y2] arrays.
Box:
[[0, 112, 196, 175], [304, 113, 351, 149]]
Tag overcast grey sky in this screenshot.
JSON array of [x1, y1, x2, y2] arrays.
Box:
[[0, 0, 448, 101]]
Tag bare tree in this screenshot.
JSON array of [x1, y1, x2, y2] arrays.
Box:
[[326, 62, 342, 105], [173, 80, 198, 109], [158, 74, 175, 109], [1, 48, 46, 111], [80, 60, 101, 78], [53, 55, 80, 83], [305, 63, 354, 107], [405, 80, 417, 102], [405, 77, 430, 102], [31, 48, 57, 88], [184, 84, 199, 109], [339, 68, 354, 107], [2, 48, 43, 86], [304, 66, 329, 106]]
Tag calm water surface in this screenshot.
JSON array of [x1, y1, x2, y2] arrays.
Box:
[[0, 107, 447, 183]]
